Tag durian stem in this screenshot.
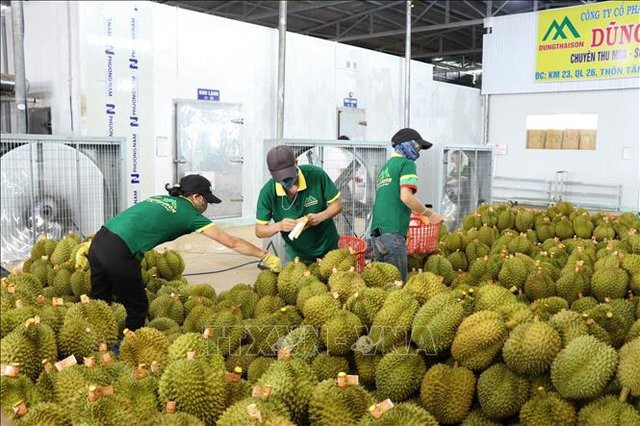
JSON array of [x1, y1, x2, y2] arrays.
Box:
[[619, 387, 630, 403], [536, 386, 546, 397]]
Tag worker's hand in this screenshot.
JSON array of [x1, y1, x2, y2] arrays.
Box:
[[74, 241, 91, 270], [279, 218, 298, 233], [425, 212, 446, 225], [262, 253, 282, 273], [306, 213, 324, 227]]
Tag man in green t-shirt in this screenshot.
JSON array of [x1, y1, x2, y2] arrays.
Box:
[[371, 128, 445, 282], [88, 174, 282, 332], [255, 145, 343, 263]]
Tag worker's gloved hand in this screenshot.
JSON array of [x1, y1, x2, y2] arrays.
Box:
[[74, 241, 91, 270], [262, 252, 282, 273]]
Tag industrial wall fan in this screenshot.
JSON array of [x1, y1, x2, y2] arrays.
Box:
[[0, 135, 125, 267]]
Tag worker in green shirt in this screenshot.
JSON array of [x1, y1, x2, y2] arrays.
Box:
[[371, 128, 445, 282], [88, 174, 282, 331], [255, 145, 343, 263]]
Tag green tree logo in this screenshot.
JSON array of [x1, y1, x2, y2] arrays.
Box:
[[542, 16, 580, 41]]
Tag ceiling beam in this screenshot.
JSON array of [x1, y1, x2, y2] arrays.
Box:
[[462, 0, 486, 18], [303, 1, 403, 33], [492, 0, 509, 16], [243, 1, 354, 23], [202, 1, 238, 13], [336, 18, 484, 42], [338, 13, 370, 38], [413, 47, 483, 59]]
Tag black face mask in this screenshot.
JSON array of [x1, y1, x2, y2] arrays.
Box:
[[280, 168, 298, 189]]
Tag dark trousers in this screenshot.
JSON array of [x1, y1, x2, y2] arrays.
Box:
[[88, 226, 149, 331], [372, 232, 408, 283]]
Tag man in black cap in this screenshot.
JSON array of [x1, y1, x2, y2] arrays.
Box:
[[88, 174, 281, 331], [255, 145, 343, 263], [370, 128, 445, 281]]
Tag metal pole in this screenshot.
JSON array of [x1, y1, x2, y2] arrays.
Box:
[[276, 0, 287, 139], [10, 0, 27, 133], [482, 94, 490, 144], [403, 0, 411, 127]]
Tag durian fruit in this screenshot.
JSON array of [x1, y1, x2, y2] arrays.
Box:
[[460, 409, 501, 426], [328, 268, 366, 304], [367, 290, 418, 353], [468, 255, 501, 283], [50, 267, 73, 296], [148, 411, 206, 425], [349, 350, 380, 389], [247, 357, 276, 384], [498, 254, 531, 290], [65, 298, 119, 346], [216, 397, 292, 426], [53, 364, 98, 413], [362, 262, 401, 287], [181, 305, 216, 333], [344, 287, 388, 327], [167, 332, 222, 363], [358, 401, 438, 426], [576, 394, 640, 425], [550, 334, 618, 399], [1, 317, 57, 381], [447, 250, 469, 272], [403, 272, 447, 305], [529, 296, 569, 321], [279, 325, 322, 362], [411, 291, 466, 354], [318, 248, 356, 281], [248, 307, 301, 356], [277, 258, 307, 304], [548, 309, 589, 347], [225, 344, 257, 375], [308, 377, 375, 426], [0, 371, 41, 415], [15, 401, 72, 426], [217, 286, 258, 319], [375, 347, 425, 402], [451, 310, 508, 371], [113, 366, 160, 417], [424, 254, 456, 285], [255, 269, 278, 297], [149, 294, 185, 324], [616, 337, 640, 397], [158, 356, 227, 425], [254, 295, 285, 318], [295, 276, 328, 311], [320, 310, 363, 355], [311, 353, 350, 382], [256, 358, 317, 425], [183, 296, 215, 317], [584, 302, 633, 348], [519, 386, 576, 426], [419, 363, 475, 424], [156, 249, 185, 281], [590, 266, 629, 302], [119, 327, 170, 368], [570, 295, 599, 313], [49, 235, 78, 266], [225, 367, 252, 406], [57, 315, 101, 360], [73, 390, 141, 425], [302, 293, 341, 327], [69, 269, 91, 297], [473, 283, 518, 312], [147, 317, 182, 341], [188, 283, 217, 300], [523, 267, 556, 301], [477, 363, 530, 420], [502, 320, 562, 376], [200, 310, 245, 355]]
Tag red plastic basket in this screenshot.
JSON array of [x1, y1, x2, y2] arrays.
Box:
[[338, 235, 367, 272], [406, 214, 440, 255]]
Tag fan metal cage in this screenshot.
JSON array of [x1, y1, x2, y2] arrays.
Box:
[[1, 134, 127, 267]]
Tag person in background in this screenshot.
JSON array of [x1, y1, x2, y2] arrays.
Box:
[[255, 145, 343, 264], [370, 128, 445, 282], [88, 174, 281, 331]]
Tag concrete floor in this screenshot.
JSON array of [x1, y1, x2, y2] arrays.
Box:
[[157, 224, 266, 292]]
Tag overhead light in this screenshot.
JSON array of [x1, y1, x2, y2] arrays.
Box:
[[0, 4, 10, 12]]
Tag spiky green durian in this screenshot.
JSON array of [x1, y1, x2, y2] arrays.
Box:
[[216, 397, 292, 426], [477, 363, 530, 419], [473, 284, 518, 312], [156, 249, 185, 281], [158, 357, 227, 425], [548, 309, 589, 347], [302, 293, 341, 327], [367, 290, 418, 353], [358, 402, 438, 426], [65, 299, 119, 346], [590, 267, 629, 302], [617, 337, 640, 397], [279, 325, 322, 362], [247, 357, 276, 384], [0, 317, 57, 381], [519, 386, 576, 426], [502, 320, 562, 376], [318, 248, 356, 281], [119, 327, 170, 368], [311, 353, 350, 382], [411, 291, 466, 354], [375, 347, 425, 403], [167, 332, 222, 364], [15, 401, 72, 426], [328, 268, 366, 304], [577, 395, 640, 425], [277, 258, 307, 304], [362, 262, 401, 287], [295, 277, 328, 311], [403, 272, 447, 305], [550, 334, 618, 399], [309, 378, 374, 426], [451, 310, 508, 371], [424, 254, 456, 285], [254, 295, 286, 318], [248, 307, 301, 356], [344, 287, 389, 327], [419, 363, 475, 424], [255, 269, 278, 297]]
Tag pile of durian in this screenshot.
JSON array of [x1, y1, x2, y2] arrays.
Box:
[[1, 201, 639, 425]]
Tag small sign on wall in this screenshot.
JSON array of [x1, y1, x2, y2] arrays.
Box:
[[197, 88, 220, 101], [343, 97, 357, 108]]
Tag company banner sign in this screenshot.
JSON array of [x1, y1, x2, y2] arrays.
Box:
[[535, 1, 640, 82]]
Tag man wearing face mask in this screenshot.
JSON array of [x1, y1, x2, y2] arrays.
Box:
[[256, 145, 343, 263], [88, 174, 282, 331], [371, 128, 445, 282]]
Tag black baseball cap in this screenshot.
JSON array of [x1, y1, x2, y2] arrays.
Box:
[[391, 128, 433, 150], [179, 174, 221, 204], [267, 145, 297, 182]]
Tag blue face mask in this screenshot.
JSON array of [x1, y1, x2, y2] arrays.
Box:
[[395, 140, 420, 161], [280, 168, 298, 189]]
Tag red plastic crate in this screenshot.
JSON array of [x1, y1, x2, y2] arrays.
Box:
[[338, 235, 367, 272], [406, 214, 440, 255]]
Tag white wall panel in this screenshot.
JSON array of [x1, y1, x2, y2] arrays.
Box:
[[489, 89, 639, 210], [482, 12, 640, 95]]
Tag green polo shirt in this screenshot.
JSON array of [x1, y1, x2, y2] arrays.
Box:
[[105, 195, 213, 260], [256, 164, 340, 261], [371, 152, 418, 237]]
